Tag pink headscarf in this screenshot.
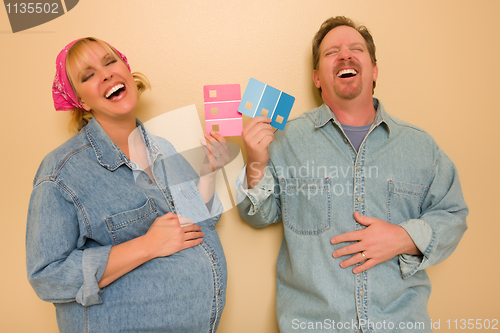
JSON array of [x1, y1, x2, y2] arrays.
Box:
[[52, 38, 131, 111]]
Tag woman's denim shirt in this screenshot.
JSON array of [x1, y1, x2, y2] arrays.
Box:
[[26, 118, 226, 333], [236, 99, 468, 332]]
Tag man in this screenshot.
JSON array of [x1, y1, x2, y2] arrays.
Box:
[[235, 16, 467, 332]]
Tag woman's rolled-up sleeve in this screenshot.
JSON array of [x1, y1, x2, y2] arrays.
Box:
[[26, 178, 111, 306]]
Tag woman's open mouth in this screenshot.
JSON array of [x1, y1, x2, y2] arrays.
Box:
[[105, 84, 126, 100]]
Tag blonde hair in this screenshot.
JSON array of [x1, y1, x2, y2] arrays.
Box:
[[65, 37, 151, 132]]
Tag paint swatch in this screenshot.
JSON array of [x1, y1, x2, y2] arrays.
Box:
[[238, 78, 295, 130], [203, 84, 243, 137]]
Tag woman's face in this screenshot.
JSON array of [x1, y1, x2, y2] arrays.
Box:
[[68, 42, 138, 123]]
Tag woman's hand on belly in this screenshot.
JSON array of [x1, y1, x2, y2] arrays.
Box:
[[98, 213, 203, 288], [144, 213, 204, 259]]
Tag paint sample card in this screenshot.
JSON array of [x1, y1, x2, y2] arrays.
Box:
[[203, 84, 243, 136], [238, 78, 295, 130]]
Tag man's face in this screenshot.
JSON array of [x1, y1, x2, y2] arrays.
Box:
[[313, 25, 378, 105]]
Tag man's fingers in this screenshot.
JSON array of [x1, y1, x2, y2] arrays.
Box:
[[246, 125, 274, 144], [338, 252, 376, 272], [243, 118, 274, 146], [352, 259, 376, 274], [243, 117, 273, 141], [338, 252, 366, 268], [354, 211, 376, 226], [331, 230, 362, 245], [243, 116, 272, 132], [333, 242, 363, 258], [257, 133, 274, 148]]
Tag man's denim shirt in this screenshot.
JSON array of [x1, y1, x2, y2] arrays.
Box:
[[26, 118, 226, 333], [235, 99, 468, 333]]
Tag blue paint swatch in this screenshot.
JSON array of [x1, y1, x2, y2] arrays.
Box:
[[238, 78, 295, 130]]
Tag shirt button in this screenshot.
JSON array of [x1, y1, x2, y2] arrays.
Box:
[[344, 138, 348, 143], [357, 196, 362, 202], [356, 165, 361, 171], [170, 200, 175, 207], [359, 290, 365, 296]]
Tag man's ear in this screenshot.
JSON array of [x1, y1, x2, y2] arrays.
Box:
[[313, 69, 321, 89]]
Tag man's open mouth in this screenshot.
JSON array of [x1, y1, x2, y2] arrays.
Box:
[[337, 69, 358, 78], [105, 84, 126, 99]]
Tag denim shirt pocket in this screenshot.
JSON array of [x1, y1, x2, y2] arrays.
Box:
[[178, 180, 199, 199], [281, 178, 331, 235], [106, 198, 160, 245], [387, 180, 429, 224], [173, 180, 217, 228]]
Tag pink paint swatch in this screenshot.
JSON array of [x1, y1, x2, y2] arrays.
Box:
[[203, 84, 243, 136]]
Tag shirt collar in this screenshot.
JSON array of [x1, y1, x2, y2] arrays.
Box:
[[85, 117, 161, 171], [315, 98, 392, 137]]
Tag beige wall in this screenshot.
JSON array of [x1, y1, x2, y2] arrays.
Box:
[[1, 0, 499, 332]]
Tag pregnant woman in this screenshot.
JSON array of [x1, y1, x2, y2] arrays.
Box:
[[26, 37, 227, 333]]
